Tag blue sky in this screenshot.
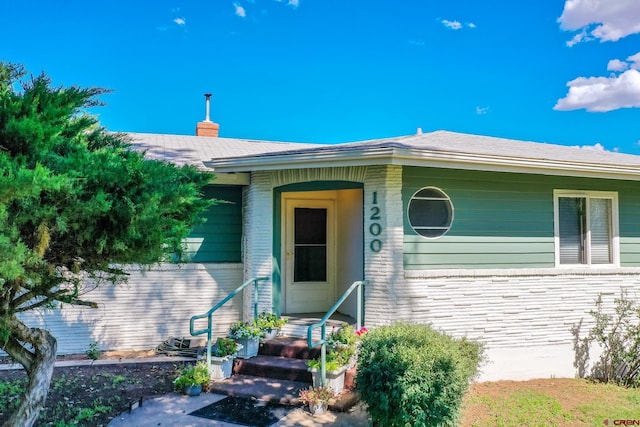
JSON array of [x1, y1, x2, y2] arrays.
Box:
[[2, 0, 640, 153]]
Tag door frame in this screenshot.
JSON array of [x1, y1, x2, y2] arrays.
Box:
[[282, 192, 337, 313], [271, 181, 365, 316]]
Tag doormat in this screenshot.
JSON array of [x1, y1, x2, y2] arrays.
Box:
[[189, 396, 294, 427]]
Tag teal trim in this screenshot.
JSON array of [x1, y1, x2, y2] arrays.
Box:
[[190, 277, 269, 375], [186, 185, 242, 263], [272, 181, 365, 315], [403, 167, 640, 269]]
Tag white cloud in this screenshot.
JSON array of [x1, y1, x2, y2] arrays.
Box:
[[559, 0, 640, 45], [575, 142, 606, 151], [475, 106, 489, 115], [234, 2, 246, 17], [173, 17, 186, 26], [566, 29, 592, 47], [467, 22, 476, 29], [628, 52, 640, 69], [554, 69, 640, 112], [607, 59, 628, 72], [441, 20, 462, 30], [288, 0, 299, 7]]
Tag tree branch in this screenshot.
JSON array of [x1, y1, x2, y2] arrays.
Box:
[[1, 329, 35, 373]]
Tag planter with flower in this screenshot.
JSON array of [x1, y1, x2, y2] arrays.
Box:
[[307, 351, 350, 393], [307, 323, 363, 392], [298, 386, 335, 416], [229, 321, 263, 359], [326, 323, 359, 368], [174, 361, 210, 396], [254, 312, 288, 340], [209, 337, 239, 380]]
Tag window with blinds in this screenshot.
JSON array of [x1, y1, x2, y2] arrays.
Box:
[[554, 191, 618, 266]]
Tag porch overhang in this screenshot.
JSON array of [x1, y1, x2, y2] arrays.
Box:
[[205, 147, 640, 182]]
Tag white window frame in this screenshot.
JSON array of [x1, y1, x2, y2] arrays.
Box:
[[553, 189, 619, 267], [407, 186, 454, 239]]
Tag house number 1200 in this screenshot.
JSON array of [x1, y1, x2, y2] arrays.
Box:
[[369, 191, 383, 252]]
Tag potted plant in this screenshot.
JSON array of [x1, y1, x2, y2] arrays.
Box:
[[229, 321, 263, 359], [210, 337, 239, 380], [298, 386, 335, 416], [307, 323, 361, 392], [307, 351, 349, 393], [254, 312, 288, 340], [173, 361, 210, 396]]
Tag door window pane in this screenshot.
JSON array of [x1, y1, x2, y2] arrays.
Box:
[[294, 208, 327, 282]]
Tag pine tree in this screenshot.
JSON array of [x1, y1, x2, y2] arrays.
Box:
[[0, 62, 212, 426]]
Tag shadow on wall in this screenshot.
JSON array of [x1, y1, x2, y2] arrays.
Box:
[[10, 263, 244, 355]]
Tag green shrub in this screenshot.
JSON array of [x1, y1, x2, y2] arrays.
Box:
[[356, 322, 483, 427], [86, 341, 100, 360], [572, 289, 640, 387]]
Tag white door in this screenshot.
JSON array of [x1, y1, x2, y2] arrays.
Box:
[[283, 196, 336, 313]]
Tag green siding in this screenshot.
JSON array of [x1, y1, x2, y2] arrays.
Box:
[[403, 167, 640, 269], [186, 185, 242, 263]]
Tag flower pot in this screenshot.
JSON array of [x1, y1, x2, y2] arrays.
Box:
[[210, 356, 234, 380], [309, 366, 347, 394], [184, 384, 202, 396], [235, 337, 259, 359], [263, 328, 279, 340], [309, 401, 328, 416]]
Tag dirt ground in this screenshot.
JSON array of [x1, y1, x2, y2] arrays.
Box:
[[0, 351, 185, 426]]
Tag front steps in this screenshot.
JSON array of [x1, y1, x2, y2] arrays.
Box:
[[208, 336, 359, 410]]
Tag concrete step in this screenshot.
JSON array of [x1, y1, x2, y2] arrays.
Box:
[[209, 374, 308, 405], [234, 355, 312, 383], [259, 337, 320, 360], [280, 315, 352, 341]]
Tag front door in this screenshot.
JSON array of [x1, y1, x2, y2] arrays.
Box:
[[283, 195, 336, 313]]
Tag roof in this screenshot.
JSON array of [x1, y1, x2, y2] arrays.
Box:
[[127, 130, 640, 181], [126, 132, 324, 170]]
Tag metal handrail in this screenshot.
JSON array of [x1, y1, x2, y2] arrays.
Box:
[[190, 276, 269, 372], [307, 280, 368, 387]]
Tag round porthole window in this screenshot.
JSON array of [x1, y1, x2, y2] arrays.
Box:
[[408, 187, 453, 238]]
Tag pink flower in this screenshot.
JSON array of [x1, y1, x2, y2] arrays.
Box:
[[355, 327, 368, 336]]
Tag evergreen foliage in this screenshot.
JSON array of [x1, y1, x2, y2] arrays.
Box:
[[0, 61, 212, 315], [356, 322, 483, 427], [0, 61, 212, 425]]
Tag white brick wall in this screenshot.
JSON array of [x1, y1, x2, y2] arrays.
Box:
[[363, 165, 404, 321], [242, 171, 274, 320], [14, 263, 244, 355], [380, 268, 640, 380]]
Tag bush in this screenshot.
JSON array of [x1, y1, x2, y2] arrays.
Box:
[[173, 361, 210, 390], [356, 322, 483, 427], [572, 289, 640, 387]]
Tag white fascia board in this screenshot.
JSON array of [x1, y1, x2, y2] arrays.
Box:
[[210, 172, 250, 185], [206, 147, 397, 172], [207, 147, 640, 181]]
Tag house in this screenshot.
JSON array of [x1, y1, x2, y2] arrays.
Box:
[[20, 109, 640, 381]]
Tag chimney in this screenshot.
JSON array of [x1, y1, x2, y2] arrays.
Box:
[[196, 93, 220, 137]]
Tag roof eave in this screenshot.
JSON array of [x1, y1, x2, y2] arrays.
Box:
[[206, 147, 640, 181]]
